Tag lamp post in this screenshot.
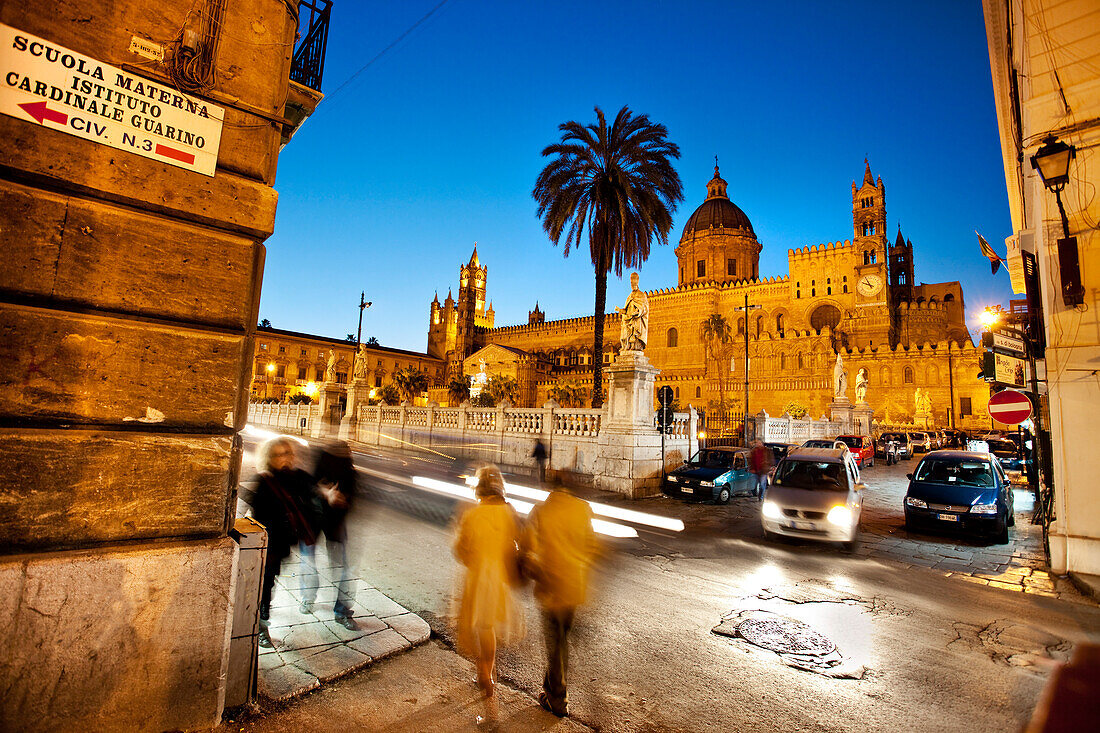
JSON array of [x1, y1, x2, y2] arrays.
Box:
[[734, 293, 761, 446], [1031, 135, 1082, 306], [355, 292, 373, 348]]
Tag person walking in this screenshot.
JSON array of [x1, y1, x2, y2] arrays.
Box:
[[749, 440, 773, 500], [239, 436, 317, 648], [453, 464, 525, 710], [299, 439, 358, 629], [523, 470, 598, 718], [532, 438, 548, 484]]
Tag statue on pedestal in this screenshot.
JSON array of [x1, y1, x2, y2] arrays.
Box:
[[915, 387, 932, 415], [617, 272, 649, 352], [832, 351, 848, 401], [353, 344, 369, 382], [325, 349, 337, 383], [855, 367, 868, 404]]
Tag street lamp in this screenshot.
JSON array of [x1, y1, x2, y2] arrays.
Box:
[[1031, 135, 1082, 306], [979, 307, 1002, 330], [356, 292, 373, 347]]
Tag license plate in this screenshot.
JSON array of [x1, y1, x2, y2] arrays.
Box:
[[937, 513, 959, 522], [787, 521, 813, 530], [681, 486, 693, 494]]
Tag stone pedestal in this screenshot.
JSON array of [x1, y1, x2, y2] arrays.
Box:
[[312, 383, 344, 438], [338, 381, 370, 441], [595, 351, 663, 497], [914, 412, 933, 430], [829, 400, 853, 431], [852, 404, 874, 436]]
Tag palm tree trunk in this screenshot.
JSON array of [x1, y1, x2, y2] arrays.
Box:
[[592, 256, 608, 409]]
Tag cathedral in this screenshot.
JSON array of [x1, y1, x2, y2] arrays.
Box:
[[427, 162, 990, 429]]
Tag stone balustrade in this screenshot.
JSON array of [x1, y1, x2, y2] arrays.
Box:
[[247, 402, 316, 433], [750, 409, 850, 444]]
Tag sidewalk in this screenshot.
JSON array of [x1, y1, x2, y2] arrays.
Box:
[[226, 640, 592, 732], [256, 545, 431, 701]]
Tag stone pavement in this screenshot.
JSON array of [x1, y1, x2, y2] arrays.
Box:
[[257, 545, 431, 701]]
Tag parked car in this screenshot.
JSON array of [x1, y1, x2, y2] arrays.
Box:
[[836, 435, 875, 468], [908, 432, 931, 453], [801, 439, 850, 453], [663, 447, 754, 504], [761, 447, 865, 550], [903, 450, 1014, 543], [877, 432, 913, 461], [764, 442, 798, 480], [986, 438, 1031, 482]]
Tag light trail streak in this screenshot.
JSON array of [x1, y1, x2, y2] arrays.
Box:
[[242, 424, 309, 446]]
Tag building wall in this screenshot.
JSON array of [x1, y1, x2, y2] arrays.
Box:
[[983, 0, 1100, 574], [250, 327, 444, 402], [0, 1, 303, 727]]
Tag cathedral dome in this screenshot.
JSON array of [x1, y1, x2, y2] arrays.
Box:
[[680, 165, 754, 239]]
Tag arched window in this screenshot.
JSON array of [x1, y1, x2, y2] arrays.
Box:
[[798, 352, 804, 369], [675, 387, 680, 399], [881, 366, 890, 386], [780, 353, 786, 369], [755, 315, 763, 338], [667, 327, 678, 348], [904, 366, 914, 384], [944, 293, 955, 302], [776, 314, 785, 337], [695, 386, 701, 398], [737, 317, 745, 335]]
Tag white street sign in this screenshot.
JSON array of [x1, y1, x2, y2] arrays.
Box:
[[0, 23, 223, 176], [991, 331, 1026, 354]]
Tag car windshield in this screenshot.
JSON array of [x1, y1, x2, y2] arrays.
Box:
[[837, 437, 861, 449], [986, 440, 1018, 457], [686, 450, 734, 469], [914, 458, 995, 487], [773, 460, 849, 491], [880, 433, 904, 442], [909, 433, 925, 440], [803, 440, 834, 448]]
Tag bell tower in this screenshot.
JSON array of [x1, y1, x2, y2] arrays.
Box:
[[448, 244, 487, 380], [847, 160, 893, 348]]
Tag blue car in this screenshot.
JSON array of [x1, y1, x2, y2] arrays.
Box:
[[903, 451, 1015, 543], [663, 447, 755, 504]]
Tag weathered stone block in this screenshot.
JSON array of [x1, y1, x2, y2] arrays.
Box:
[[0, 304, 246, 427], [0, 179, 261, 330], [0, 430, 234, 553], [0, 538, 236, 732]]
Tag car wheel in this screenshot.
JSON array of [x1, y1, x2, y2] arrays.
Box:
[[716, 487, 730, 505], [1008, 509, 1015, 527], [995, 517, 1010, 545], [869, 455, 875, 468], [841, 539, 857, 552]]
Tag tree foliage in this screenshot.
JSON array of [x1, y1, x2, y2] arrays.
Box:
[[549, 381, 589, 408], [377, 383, 400, 405], [393, 367, 429, 402], [533, 105, 682, 408], [700, 313, 733, 408], [447, 377, 470, 406]]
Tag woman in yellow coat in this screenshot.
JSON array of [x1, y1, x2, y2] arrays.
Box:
[[453, 464, 525, 698]]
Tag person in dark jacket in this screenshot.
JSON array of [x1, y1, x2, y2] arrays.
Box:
[[749, 441, 773, 500], [239, 436, 317, 648], [300, 439, 359, 629]]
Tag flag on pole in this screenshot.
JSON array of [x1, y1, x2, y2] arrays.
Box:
[[977, 231, 1002, 275]]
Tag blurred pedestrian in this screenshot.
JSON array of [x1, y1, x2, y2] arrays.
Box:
[[532, 438, 548, 483], [239, 436, 317, 648], [749, 440, 773, 500], [523, 470, 598, 718], [300, 440, 358, 629], [453, 464, 525, 706]]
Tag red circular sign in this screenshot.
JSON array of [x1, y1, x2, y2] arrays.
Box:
[[987, 389, 1033, 425]]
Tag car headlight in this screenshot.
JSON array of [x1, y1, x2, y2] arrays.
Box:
[[971, 503, 998, 515], [700, 480, 714, 487], [762, 501, 783, 520], [905, 497, 927, 508], [668, 476, 679, 482], [827, 505, 852, 526]]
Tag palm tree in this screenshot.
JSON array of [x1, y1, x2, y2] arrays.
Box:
[[700, 313, 733, 409], [447, 377, 470, 406], [393, 367, 428, 403], [533, 105, 683, 408]]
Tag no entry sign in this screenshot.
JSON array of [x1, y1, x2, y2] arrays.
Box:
[[987, 389, 1032, 425]]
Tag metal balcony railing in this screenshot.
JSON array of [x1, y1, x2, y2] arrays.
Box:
[[290, 0, 331, 91]]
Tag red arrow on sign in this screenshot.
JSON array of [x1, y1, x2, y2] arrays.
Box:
[[19, 101, 69, 126], [987, 389, 1032, 425]]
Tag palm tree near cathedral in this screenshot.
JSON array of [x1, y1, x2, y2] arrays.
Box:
[[447, 377, 470, 406], [393, 367, 428, 404], [700, 313, 733, 409], [533, 105, 683, 408]]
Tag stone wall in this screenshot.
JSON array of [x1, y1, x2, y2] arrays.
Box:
[[0, 2, 308, 728]]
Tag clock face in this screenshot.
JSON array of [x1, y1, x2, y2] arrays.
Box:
[[857, 274, 883, 297]]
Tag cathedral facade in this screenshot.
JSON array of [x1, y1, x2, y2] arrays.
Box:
[[428, 162, 990, 429]]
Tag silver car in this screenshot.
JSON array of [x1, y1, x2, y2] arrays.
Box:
[[908, 432, 930, 453], [761, 448, 865, 550]]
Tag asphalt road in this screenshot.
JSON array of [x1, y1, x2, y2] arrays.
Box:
[[241, 436, 1100, 733]]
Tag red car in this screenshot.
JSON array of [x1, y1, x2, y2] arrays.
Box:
[[837, 435, 875, 468]]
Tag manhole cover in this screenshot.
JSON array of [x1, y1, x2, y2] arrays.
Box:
[[736, 617, 837, 656]]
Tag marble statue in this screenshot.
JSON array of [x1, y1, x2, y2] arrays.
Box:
[[855, 367, 868, 404], [915, 387, 932, 415], [353, 344, 369, 381], [617, 272, 649, 351], [833, 351, 848, 401], [325, 349, 337, 382]]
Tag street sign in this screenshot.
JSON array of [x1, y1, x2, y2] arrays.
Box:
[[982, 330, 1026, 354], [987, 389, 1033, 425], [656, 405, 673, 430], [657, 385, 674, 407], [993, 352, 1027, 387], [0, 23, 224, 176]]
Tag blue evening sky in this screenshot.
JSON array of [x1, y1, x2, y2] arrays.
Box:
[[261, 0, 1014, 352]]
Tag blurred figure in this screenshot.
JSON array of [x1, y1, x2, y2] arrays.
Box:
[[524, 469, 598, 718], [532, 438, 548, 483], [239, 436, 317, 648], [453, 464, 525, 706], [749, 440, 773, 501], [300, 440, 358, 629]]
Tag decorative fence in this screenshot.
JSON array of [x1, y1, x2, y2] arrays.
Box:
[[749, 410, 849, 444], [247, 402, 316, 433]]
